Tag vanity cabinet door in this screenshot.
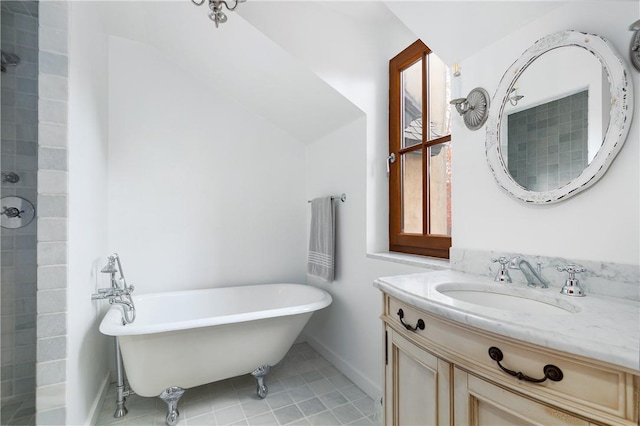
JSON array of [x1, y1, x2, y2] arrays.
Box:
[[385, 327, 451, 426], [453, 367, 594, 426]]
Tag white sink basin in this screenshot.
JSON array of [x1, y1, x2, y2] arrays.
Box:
[[435, 283, 579, 315]]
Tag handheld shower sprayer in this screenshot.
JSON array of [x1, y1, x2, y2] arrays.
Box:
[[95, 253, 136, 324]]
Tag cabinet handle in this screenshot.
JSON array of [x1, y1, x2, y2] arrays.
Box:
[[397, 309, 425, 332], [488, 347, 563, 383]]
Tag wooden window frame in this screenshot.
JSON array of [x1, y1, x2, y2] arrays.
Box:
[[389, 40, 452, 259]]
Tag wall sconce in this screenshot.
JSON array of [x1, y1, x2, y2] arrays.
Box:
[[450, 87, 490, 131], [507, 87, 525, 106]]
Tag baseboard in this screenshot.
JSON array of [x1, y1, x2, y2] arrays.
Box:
[[85, 371, 111, 426], [302, 333, 382, 400]]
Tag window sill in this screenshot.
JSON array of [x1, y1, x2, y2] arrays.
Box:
[[367, 251, 450, 270]]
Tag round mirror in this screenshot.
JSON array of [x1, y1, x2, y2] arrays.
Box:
[[486, 30, 634, 203]]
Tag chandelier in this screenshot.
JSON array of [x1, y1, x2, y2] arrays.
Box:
[[191, 0, 246, 28]]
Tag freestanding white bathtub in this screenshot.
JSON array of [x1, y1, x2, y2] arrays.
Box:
[[99, 283, 331, 424]]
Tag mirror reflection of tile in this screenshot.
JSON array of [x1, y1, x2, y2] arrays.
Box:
[[507, 90, 588, 192]]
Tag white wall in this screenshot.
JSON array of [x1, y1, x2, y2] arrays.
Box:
[[107, 36, 308, 293], [453, 2, 639, 264], [303, 118, 427, 397], [239, 3, 430, 399], [67, 2, 111, 424]]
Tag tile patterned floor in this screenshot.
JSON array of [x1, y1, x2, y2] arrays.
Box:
[[0, 393, 36, 425], [96, 343, 380, 426]]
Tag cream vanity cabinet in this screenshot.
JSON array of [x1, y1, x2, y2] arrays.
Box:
[[381, 293, 639, 426]]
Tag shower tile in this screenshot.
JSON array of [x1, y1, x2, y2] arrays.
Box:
[[37, 265, 67, 289], [15, 329, 36, 350], [15, 282, 36, 299], [1, 365, 13, 381], [36, 313, 66, 339], [38, 147, 67, 170], [38, 27, 67, 55], [36, 335, 66, 362], [39, 99, 67, 125], [16, 124, 37, 142], [38, 123, 66, 147], [36, 195, 66, 218], [39, 51, 67, 77], [37, 219, 67, 242], [37, 289, 67, 314], [14, 344, 36, 362], [14, 14, 37, 33], [38, 2, 68, 30], [14, 235, 36, 250], [37, 241, 67, 265], [14, 249, 36, 266], [36, 360, 65, 387], [36, 383, 66, 411], [14, 313, 36, 330], [14, 376, 35, 395], [16, 77, 37, 95], [16, 140, 37, 156], [36, 406, 66, 425], [14, 155, 38, 172], [16, 29, 38, 47], [39, 74, 67, 101]]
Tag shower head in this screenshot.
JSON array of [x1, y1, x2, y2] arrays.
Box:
[[1, 51, 20, 73], [101, 256, 118, 274]]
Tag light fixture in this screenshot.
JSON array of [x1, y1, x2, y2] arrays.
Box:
[[450, 87, 490, 131], [507, 87, 525, 106], [191, 0, 246, 28]]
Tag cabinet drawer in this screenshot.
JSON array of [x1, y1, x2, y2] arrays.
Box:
[[383, 295, 637, 424]]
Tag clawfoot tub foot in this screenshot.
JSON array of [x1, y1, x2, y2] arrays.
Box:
[[159, 386, 185, 426], [251, 365, 271, 399]]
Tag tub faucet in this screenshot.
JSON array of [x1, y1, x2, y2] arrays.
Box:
[[508, 256, 549, 288], [92, 254, 136, 324]]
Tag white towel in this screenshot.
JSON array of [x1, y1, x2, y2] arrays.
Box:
[[308, 196, 335, 283]]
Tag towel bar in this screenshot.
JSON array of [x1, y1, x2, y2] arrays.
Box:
[[307, 193, 346, 203]]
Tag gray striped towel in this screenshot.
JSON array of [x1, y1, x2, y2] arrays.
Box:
[[308, 196, 335, 283]]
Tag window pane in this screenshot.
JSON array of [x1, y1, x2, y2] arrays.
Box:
[[402, 59, 423, 148], [428, 142, 451, 236], [402, 150, 423, 234], [427, 53, 451, 140]]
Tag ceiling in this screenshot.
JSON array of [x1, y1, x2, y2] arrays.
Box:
[[95, 1, 566, 144]]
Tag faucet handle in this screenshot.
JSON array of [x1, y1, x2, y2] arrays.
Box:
[[558, 264, 586, 297], [557, 264, 586, 277], [491, 256, 509, 266], [491, 257, 512, 283]]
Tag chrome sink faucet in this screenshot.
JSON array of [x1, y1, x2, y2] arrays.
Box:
[[508, 256, 549, 288], [91, 253, 136, 324]]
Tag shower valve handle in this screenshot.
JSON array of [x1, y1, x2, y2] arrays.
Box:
[[1, 206, 24, 218]]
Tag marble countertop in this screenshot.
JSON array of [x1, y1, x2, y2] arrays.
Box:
[[374, 269, 640, 373]]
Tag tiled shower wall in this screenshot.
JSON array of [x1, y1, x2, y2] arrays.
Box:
[[1, 0, 39, 404], [507, 90, 588, 192]]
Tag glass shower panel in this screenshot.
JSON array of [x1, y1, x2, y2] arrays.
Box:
[[1, 2, 38, 424]]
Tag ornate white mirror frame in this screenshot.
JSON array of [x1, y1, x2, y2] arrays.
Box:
[[486, 30, 634, 204]]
